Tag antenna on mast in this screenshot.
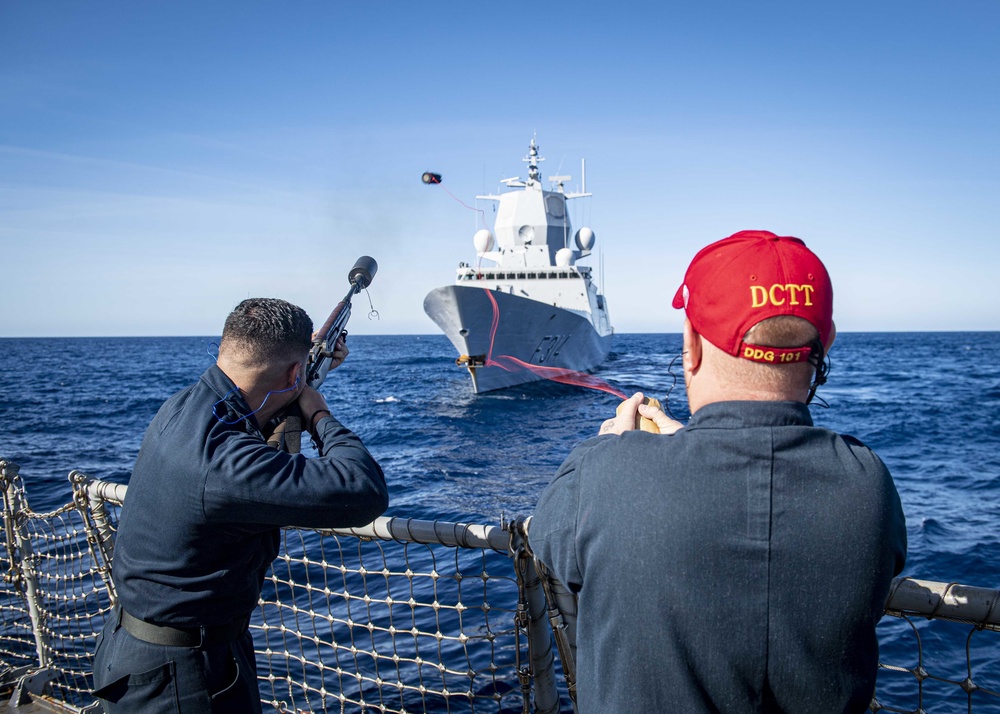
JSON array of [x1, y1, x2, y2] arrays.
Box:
[[524, 138, 543, 183]]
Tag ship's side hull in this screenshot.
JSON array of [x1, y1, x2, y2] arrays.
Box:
[[423, 285, 613, 393]]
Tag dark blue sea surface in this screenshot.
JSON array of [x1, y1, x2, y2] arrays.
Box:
[[1, 332, 999, 709]]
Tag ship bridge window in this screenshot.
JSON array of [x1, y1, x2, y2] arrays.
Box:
[[558, 272, 569, 279], [527, 272, 537, 279], [545, 194, 565, 219], [516, 272, 526, 279], [538, 273, 548, 279]]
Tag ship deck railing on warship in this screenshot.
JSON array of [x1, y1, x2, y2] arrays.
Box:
[[1, 460, 997, 713], [456, 266, 593, 282]]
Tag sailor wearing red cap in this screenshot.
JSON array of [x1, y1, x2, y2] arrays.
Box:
[[530, 230, 906, 713]]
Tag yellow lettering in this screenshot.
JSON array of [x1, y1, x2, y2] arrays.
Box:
[[751, 283, 817, 309], [748, 348, 775, 362]]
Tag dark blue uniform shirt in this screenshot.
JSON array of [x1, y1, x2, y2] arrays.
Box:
[[530, 400, 906, 713], [113, 364, 388, 627]]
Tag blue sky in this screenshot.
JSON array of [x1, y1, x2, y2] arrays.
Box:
[[2, 2, 998, 336]]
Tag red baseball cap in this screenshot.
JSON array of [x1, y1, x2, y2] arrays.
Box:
[[672, 230, 833, 364]]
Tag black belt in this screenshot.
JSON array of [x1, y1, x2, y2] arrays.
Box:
[[119, 608, 248, 648]]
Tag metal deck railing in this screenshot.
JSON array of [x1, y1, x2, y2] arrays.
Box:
[[1, 460, 997, 713]]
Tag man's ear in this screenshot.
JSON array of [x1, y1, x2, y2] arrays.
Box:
[[824, 321, 837, 356], [285, 361, 302, 389], [683, 319, 702, 372]]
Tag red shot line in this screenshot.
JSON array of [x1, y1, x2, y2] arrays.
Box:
[[429, 177, 490, 232], [483, 289, 627, 399]]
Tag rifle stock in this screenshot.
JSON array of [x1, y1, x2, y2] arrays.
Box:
[[265, 406, 303, 453]]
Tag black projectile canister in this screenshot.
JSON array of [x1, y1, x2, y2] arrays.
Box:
[[349, 256, 378, 290], [421, 172, 442, 184]]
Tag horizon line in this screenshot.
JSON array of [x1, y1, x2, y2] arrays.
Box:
[[2, 329, 999, 340]]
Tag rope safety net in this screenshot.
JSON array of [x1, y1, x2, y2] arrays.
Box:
[[255, 524, 528, 712]]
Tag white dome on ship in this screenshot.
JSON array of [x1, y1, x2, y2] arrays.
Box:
[[555, 248, 575, 267], [575, 227, 596, 251], [473, 229, 494, 254]]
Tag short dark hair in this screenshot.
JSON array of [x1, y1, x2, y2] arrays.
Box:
[[743, 315, 819, 349], [221, 298, 313, 363]]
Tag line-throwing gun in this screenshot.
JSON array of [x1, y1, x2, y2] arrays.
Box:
[[267, 256, 378, 452]]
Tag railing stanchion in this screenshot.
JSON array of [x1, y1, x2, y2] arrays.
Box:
[[1, 461, 50, 669]]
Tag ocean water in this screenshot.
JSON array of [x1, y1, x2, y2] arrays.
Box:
[[1, 332, 999, 709]]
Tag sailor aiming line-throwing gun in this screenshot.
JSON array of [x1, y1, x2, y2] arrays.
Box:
[[266, 256, 378, 452]]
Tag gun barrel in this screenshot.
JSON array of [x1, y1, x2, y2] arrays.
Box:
[[313, 256, 378, 343], [307, 256, 378, 390]]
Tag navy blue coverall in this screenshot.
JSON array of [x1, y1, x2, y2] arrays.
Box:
[[530, 400, 906, 714], [93, 364, 388, 713]]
